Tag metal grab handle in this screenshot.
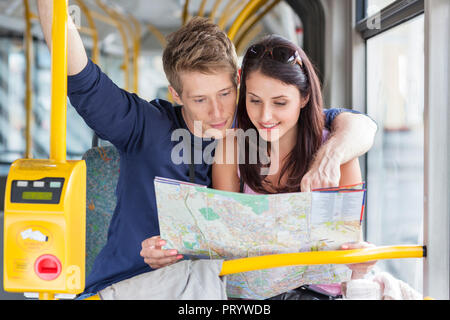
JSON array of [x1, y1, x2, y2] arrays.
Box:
[[219, 245, 426, 276]]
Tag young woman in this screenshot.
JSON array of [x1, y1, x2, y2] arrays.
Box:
[[212, 35, 375, 299]]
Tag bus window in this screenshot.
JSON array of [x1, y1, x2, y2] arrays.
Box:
[[0, 38, 93, 161], [366, 0, 397, 15], [0, 38, 26, 164], [366, 14, 425, 292]]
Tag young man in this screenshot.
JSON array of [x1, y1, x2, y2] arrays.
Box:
[[37, 1, 376, 295]]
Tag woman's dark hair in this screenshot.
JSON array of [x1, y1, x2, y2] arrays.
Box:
[[237, 34, 325, 194]]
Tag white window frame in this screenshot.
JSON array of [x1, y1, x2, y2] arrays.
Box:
[[423, 0, 450, 300], [351, 0, 450, 299]]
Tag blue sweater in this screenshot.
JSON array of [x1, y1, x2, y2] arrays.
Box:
[[68, 59, 347, 294]]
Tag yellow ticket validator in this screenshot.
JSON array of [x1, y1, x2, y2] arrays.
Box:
[[3, 159, 86, 298]]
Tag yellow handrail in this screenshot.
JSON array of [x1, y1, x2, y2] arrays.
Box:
[[129, 14, 142, 94], [218, 0, 249, 30], [95, 0, 130, 91], [219, 245, 425, 276], [49, 0, 68, 163], [107, 7, 141, 94], [236, 23, 263, 55], [235, 0, 281, 50], [110, 9, 136, 92], [80, 2, 146, 93], [74, 0, 100, 65], [197, 0, 209, 17], [209, 0, 223, 21], [76, 2, 161, 95], [227, 0, 268, 42], [89, 10, 116, 26], [217, 0, 238, 29], [82, 245, 426, 300], [29, 11, 39, 20], [182, 0, 190, 25], [23, 0, 33, 159], [233, 12, 259, 48], [146, 23, 167, 48]]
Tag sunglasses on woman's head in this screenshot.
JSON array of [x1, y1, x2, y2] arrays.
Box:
[[245, 44, 304, 69]]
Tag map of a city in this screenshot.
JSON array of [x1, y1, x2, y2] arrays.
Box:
[[155, 177, 365, 299]]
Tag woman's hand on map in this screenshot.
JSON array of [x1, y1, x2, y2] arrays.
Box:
[[341, 241, 377, 279], [140, 235, 183, 269]]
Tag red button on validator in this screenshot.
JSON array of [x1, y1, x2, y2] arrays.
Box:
[[34, 254, 62, 281]]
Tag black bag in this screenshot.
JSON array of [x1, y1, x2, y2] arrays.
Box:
[[267, 286, 342, 300]]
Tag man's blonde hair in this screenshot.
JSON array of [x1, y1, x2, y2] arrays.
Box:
[[162, 17, 239, 95]]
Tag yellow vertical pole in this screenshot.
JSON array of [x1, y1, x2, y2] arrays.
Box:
[[23, 0, 33, 159], [49, 0, 68, 163], [39, 292, 55, 300]]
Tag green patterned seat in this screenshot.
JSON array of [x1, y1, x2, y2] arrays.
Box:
[[82, 146, 120, 277]]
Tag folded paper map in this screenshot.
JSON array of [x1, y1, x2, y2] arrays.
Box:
[[155, 177, 366, 299]]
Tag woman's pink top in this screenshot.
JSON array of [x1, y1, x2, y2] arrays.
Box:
[[236, 129, 342, 297]]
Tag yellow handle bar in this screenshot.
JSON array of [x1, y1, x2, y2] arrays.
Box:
[[82, 245, 425, 300], [219, 245, 425, 276]]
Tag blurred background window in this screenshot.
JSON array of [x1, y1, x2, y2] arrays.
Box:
[[366, 14, 424, 292], [366, 0, 397, 15]]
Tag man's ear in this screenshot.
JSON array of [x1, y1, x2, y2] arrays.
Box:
[[168, 85, 183, 106]]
